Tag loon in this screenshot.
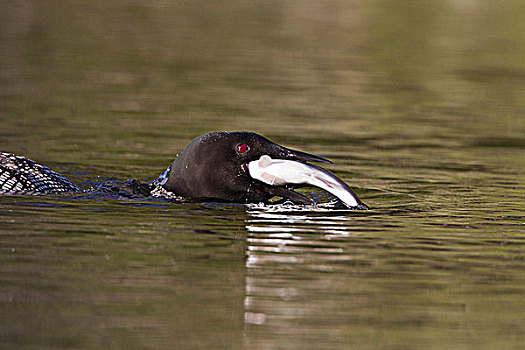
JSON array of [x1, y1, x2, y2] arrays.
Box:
[[0, 131, 368, 209]]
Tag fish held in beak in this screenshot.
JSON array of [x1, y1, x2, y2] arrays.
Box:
[[248, 155, 368, 209]]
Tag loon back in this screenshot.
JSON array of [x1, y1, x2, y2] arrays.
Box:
[[0, 153, 79, 194]]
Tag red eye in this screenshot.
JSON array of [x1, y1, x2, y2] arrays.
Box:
[[236, 143, 249, 154]]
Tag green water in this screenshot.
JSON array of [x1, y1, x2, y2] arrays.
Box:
[[1, 1, 524, 349]]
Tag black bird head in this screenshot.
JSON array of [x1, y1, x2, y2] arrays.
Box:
[[162, 131, 367, 209]]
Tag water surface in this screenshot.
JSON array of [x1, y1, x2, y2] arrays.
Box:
[[1, 1, 524, 349]]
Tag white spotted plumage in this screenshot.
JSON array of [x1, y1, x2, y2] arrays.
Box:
[[0, 152, 79, 194]]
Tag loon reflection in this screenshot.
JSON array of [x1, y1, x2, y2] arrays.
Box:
[[242, 203, 368, 333]]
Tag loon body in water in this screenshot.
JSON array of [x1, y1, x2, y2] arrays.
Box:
[[0, 153, 79, 194], [0, 132, 368, 209]]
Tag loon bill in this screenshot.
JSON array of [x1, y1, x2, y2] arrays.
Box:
[[0, 132, 368, 209]]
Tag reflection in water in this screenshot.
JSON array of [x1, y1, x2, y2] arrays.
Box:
[[246, 204, 358, 268], [243, 204, 369, 347]]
